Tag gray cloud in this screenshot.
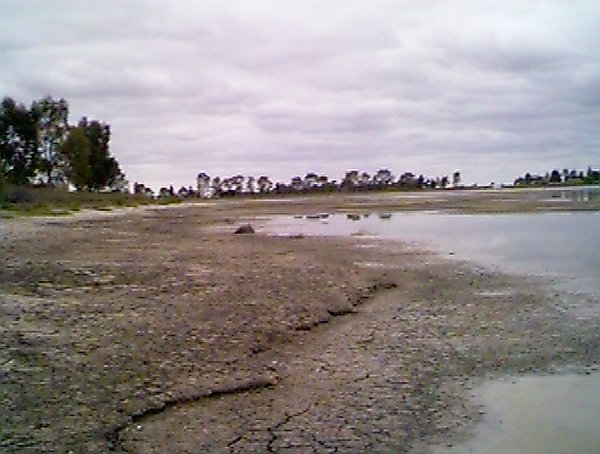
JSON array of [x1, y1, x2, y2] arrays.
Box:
[[1, 0, 599, 189]]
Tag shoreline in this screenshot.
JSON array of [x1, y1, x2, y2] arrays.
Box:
[[1, 192, 599, 452]]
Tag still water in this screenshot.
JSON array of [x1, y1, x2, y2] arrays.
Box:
[[265, 211, 600, 454], [433, 374, 600, 454], [266, 211, 600, 300]]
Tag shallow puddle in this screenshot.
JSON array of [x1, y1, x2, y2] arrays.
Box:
[[432, 373, 600, 454]]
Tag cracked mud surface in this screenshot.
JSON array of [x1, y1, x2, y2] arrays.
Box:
[[120, 252, 599, 453], [1, 192, 599, 452]]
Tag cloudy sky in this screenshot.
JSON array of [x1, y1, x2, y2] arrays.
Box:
[[1, 1, 599, 189]]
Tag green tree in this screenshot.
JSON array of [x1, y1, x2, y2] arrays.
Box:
[[0, 97, 40, 184], [60, 126, 92, 190], [452, 170, 461, 187], [257, 175, 273, 194], [59, 117, 124, 191], [31, 96, 69, 185], [78, 117, 123, 190], [550, 169, 561, 183]]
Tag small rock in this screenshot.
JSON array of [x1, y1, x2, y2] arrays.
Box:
[[234, 224, 255, 234]]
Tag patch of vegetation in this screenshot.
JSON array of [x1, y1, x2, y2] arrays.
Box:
[[0, 184, 175, 216]]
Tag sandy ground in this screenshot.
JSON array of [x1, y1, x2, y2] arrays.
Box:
[[1, 189, 599, 453]]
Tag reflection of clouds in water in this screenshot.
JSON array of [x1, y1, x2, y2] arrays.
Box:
[[543, 187, 600, 203], [267, 211, 600, 300], [435, 374, 600, 454]]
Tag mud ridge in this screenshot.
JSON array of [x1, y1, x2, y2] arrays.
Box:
[[296, 280, 398, 330]]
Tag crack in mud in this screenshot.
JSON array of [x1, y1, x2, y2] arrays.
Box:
[[105, 280, 399, 452], [266, 406, 313, 453], [106, 375, 278, 452]]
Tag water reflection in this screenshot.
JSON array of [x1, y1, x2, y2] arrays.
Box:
[[561, 187, 599, 202], [266, 211, 600, 299], [538, 186, 600, 203], [432, 373, 600, 454]]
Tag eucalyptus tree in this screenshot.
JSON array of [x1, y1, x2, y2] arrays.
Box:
[[452, 170, 461, 187], [246, 175, 256, 194], [0, 97, 40, 185], [78, 117, 122, 190], [31, 96, 69, 185], [257, 175, 272, 194], [60, 117, 123, 190], [211, 176, 222, 197], [59, 126, 91, 190]]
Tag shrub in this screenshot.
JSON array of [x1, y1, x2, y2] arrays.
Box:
[[5, 186, 33, 204]]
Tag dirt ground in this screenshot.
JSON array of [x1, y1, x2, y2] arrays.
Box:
[[1, 189, 599, 453]]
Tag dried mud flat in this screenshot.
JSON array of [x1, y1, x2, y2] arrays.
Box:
[[1, 191, 599, 453]]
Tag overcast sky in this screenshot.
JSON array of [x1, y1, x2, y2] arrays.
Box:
[[1, 1, 599, 189]]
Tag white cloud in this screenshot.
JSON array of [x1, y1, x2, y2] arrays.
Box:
[[1, 0, 599, 188]]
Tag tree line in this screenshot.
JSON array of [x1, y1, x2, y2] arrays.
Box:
[[0, 96, 125, 192], [513, 167, 600, 187], [148, 163, 599, 200], [133, 169, 465, 199]]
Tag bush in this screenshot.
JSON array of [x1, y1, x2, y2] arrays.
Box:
[[5, 186, 34, 204], [0, 184, 173, 215]]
